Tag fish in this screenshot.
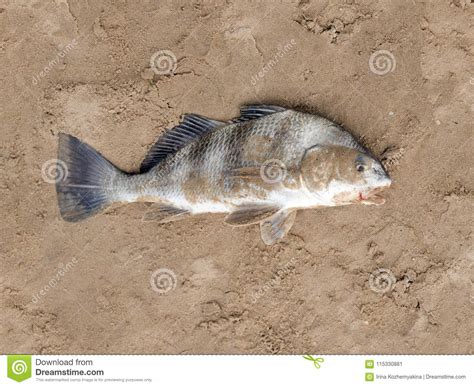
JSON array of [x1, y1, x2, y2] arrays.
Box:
[[56, 105, 391, 245]]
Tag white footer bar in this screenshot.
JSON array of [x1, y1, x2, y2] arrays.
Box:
[[1, 355, 472, 386]]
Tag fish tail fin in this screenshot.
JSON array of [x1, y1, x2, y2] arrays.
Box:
[[56, 133, 122, 222]]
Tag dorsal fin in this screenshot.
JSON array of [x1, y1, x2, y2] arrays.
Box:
[[140, 114, 224, 172], [230, 105, 286, 123]]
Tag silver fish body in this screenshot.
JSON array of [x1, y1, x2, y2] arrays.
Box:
[[56, 105, 391, 244]]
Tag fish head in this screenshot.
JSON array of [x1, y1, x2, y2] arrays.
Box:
[[300, 145, 391, 205]]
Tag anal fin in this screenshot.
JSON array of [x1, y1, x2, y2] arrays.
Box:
[[142, 203, 190, 223]]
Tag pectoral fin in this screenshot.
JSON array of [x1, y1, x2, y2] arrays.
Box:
[[225, 167, 261, 180], [260, 209, 296, 245], [224, 204, 280, 226]]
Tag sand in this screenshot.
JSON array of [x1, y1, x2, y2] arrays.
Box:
[[1, 0, 473, 354]]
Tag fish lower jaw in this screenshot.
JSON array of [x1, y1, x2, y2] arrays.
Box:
[[359, 185, 390, 205]]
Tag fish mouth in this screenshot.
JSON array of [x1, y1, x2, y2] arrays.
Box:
[[359, 186, 390, 205]]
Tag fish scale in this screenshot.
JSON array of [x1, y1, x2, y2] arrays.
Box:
[[149, 110, 356, 208], [56, 105, 391, 245]]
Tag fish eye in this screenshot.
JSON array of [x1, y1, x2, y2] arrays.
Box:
[[354, 154, 367, 173]]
